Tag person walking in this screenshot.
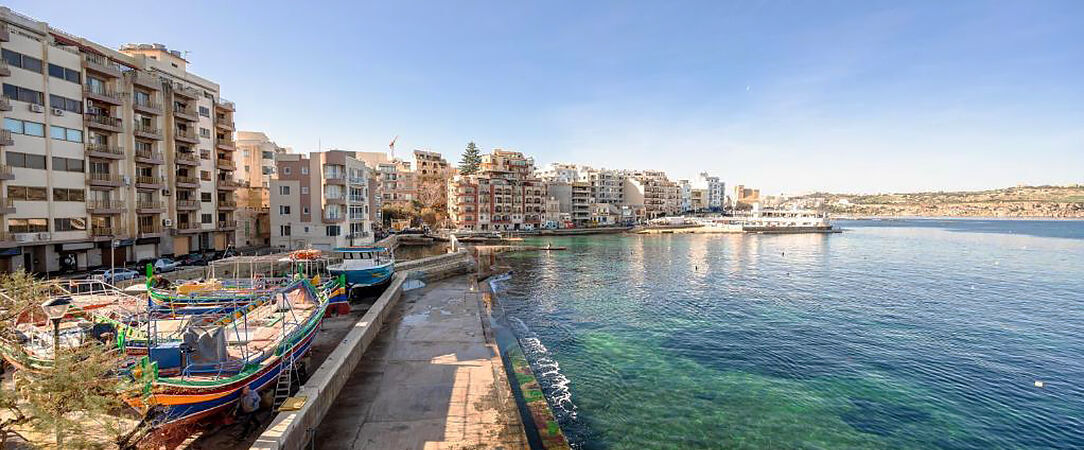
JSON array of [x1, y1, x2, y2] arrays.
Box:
[[237, 385, 262, 439]]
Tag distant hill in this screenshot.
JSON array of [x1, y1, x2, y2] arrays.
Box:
[[790, 185, 1084, 218]]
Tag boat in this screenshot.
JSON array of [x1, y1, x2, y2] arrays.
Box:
[[125, 278, 328, 431], [327, 247, 395, 296]]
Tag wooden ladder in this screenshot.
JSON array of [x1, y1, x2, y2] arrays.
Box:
[[273, 351, 296, 411]]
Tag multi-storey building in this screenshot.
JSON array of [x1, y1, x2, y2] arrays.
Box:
[[270, 150, 374, 250], [571, 181, 592, 226], [692, 172, 725, 211], [447, 149, 543, 231], [733, 184, 761, 208], [0, 8, 238, 273], [622, 170, 681, 219], [413, 149, 452, 225], [356, 151, 415, 207], [233, 131, 288, 248], [584, 167, 625, 204]]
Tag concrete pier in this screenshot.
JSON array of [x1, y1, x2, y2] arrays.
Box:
[[315, 276, 527, 449]]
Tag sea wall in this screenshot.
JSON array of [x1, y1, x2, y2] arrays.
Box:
[[250, 250, 475, 450]]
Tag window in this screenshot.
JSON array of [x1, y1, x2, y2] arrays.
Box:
[[54, 218, 87, 231], [49, 126, 83, 143], [200, 150, 210, 160], [1, 49, 42, 73], [51, 157, 84, 172], [201, 192, 212, 202], [53, 188, 85, 202], [199, 128, 210, 138], [262, 151, 273, 159], [279, 205, 291, 215], [2, 84, 44, 105], [301, 186, 309, 194], [47, 64, 80, 83], [201, 214, 213, 224], [200, 170, 211, 181], [49, 94, 82, 114], [303, 207, 310, 214], [6, 152, 46, 169], [7, 218, 48, 233], [326, 225, 340, 237], [7, 186, 48, 201], [279, 186, 290, 195], [280, 225, 291, 236], [283, 167, 291, 175], [4, 118, 45, 137], [198, 106, 210, 117], [301, 166, 309, 175]]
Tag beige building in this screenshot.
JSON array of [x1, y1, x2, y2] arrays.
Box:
[[233, 131, 289, 248], [355, 151, 415, 208], [622, 170, 680, 219], [447, 149, 544, 231], [733, 184, 761, 208], [270, 150, 374, 250], [0, 8, 238, 273]]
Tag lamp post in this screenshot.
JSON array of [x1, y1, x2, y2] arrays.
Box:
[[41, 297, 71, 448]]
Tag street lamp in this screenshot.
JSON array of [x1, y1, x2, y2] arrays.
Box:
[[41, 297, 71, 447]]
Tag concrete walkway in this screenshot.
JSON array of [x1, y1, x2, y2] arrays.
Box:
[[315, 276, 528, 449]]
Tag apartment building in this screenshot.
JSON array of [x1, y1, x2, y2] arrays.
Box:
[[235, 130, 288, 189], [733, 184, 761, 208], [355, 151, 415, 207], [413, 149, 452, 225], [0, 8, 238, 273], [622, 170, 681, 219], [447, 149, 544, 231], [270, 150, 374, 250], [571, 181, 592, 226]]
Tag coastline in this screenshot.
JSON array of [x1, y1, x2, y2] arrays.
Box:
[[836, 215, 1084, 221]]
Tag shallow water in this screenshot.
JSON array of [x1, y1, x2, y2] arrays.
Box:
[[492, 219, 1084, 449]]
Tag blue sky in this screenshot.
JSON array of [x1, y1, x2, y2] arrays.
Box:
[[11, 0, 1084, 194]]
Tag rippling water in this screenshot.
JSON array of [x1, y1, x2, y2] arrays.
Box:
[[492, 219, 1084, 449]]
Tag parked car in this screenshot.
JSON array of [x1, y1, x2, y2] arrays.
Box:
[[153, 258, 180, 273], [178, 253, 208, 266], [90, 268, 142, 284]]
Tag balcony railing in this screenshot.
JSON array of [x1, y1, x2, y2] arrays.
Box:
[[0, 97, 10, 112], [131, 71, 161, 90], [85, 114, 123, 131], [87, 199, 126, 210], [218, 220, 237, 229], [216, 139, 235, 149], [174, 127, 198, 141], [133, 123, 162, 138], [133, 98, 162, 113], [138, 223, 163, 235], [216, 159, 236, 170], [91, 226, 125, 237], [176, 199, 199, 209], [176, 175, 199, 185], [218, 200, 237, 208], [215, 120, 235, 130], [85, 143, 124, 158], [88, 172, 123, 184], [176, 152, 199, 164], [0, 130, 10, 147], [84, 86, 124, 104], [0, 164, 11, 180], [217, 99, 235, 111], [176, 222, 203, 232], [136, 175, 164, 186], [135, 149, 164, 162], [136, 200, 164, 210], [84, 53, 124, 77], [173, 85, 199, 99]]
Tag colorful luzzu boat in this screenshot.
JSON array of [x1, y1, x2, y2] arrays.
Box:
[[126, 278, 328, 430], [327, 247, 395, 296]]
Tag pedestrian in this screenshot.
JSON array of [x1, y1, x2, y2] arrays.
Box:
[[236, 385, 261, 439]]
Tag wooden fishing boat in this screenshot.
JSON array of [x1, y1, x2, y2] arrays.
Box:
[[327, 247, 395, 296], [126, 278, 328, 430]]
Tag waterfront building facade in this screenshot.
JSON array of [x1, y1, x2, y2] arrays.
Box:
[[356, 151, 415, 207], [270, 150, 374, 250], [622, 170, 681, 219], [0, 8, 238, 273], [733, 184, 761, 209], [447, 149, 543, 231], [232, 131, 288, 248]]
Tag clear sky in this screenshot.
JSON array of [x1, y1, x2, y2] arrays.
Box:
[[10, 0, 1084, 194]]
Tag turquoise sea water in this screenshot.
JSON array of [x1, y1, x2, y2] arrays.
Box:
[[491, 219, 1084, 449]]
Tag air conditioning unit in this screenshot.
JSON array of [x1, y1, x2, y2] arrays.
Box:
[[162, 218, 173, 227], [51, 108, 64, 116], [37, 232, 51, 240], [162, 188, 171, 196], [28, 104, 44, 113], [122, 176, 132, 186]]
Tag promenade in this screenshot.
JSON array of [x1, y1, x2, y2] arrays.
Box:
[[316, 276, 528, 449]]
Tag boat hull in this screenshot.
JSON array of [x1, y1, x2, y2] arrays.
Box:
[[329, 263, 394, 288]]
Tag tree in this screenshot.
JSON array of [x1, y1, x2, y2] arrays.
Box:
[[458, 142, 481, 175], [0, 271, 134, 448]]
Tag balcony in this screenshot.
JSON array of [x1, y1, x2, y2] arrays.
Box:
[[0, 165, 11, 181], [86, 143, 125, 159], [133, 123, 162, 140], [326, 196, 346, 205], [217, 200, 237, 210], [176, 175, 199, 188], [0, 24, 8, 42], [218, 220, 237, 230], [131, 71, 161, 90], [91, 226, 127, 240], [0, 198, 14, 214], [173, 85, 200, 100], [85, 114, 123, 133], [176, 223, 203, 234], [135, 149, 164, 164], [0, 60, 8, 77], [136, 200, 166, 213], [84, 53, 123, 78], [216, 158, 236, 170], [138, 223, 164, 237], [83, 86, 124, 106], [176, 151, 200, 166], [215, 139, 235, 151], [215, 119, 235, 131], [174, 127, 199, 144], [0, 130, 10, 147], [0, 97, 10, 112], [216, 99, 235, 111], [172, 104, 199, 122], [88, 172, 123, 187], [217, 178, 240, 190], [176, 199, 200, 210], [133, 99, 162, 115], [322, 214, 345, 224], [135, 175, 165, 189], [87, 199, 126, 214]]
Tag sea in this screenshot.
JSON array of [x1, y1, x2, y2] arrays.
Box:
[[489, 219, 1084, 449]]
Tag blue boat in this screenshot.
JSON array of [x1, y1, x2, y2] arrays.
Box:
[[327, 247, 395, 293]]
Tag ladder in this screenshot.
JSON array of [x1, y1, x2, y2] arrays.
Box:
[[273, 350, 297, 411]]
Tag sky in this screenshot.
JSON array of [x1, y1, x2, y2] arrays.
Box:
[[10, 0, 1084, 194]]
